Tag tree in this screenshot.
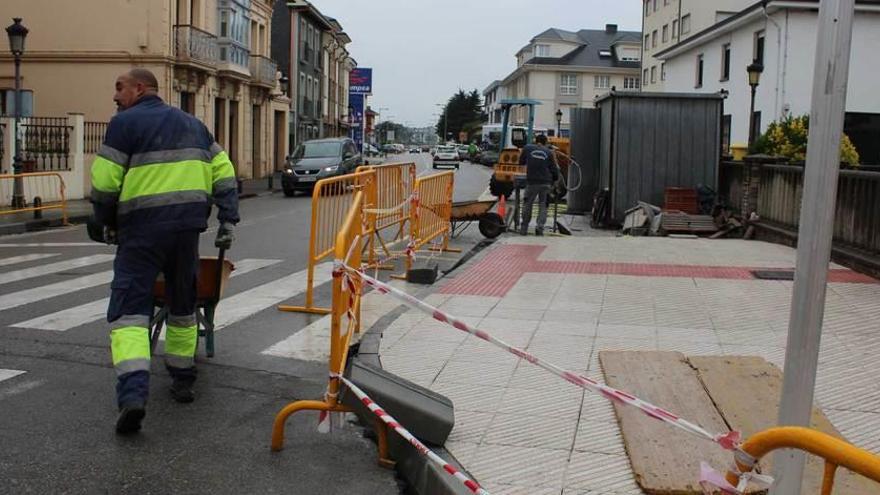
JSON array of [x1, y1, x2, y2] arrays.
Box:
[[375, 121, 411, 144], [436, 89, 483, 142]]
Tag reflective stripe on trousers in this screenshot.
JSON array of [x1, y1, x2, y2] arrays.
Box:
[[110, 321, 150, 376], [165, 313, 197, 369]]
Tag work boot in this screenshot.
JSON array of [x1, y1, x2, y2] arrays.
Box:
[[519, 226, 528, 236], [116, 404, 146, 435], [535, 228, 544, 236], [169, 378, 195, 403]]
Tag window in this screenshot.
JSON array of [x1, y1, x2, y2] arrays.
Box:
[[664, 0, 670, 4], [623, 76, 640, 90], [650, 66, 656, 83], [653, 0, 657, 11], [662, 24, 669, 43], [681, 14, 691, 35], [0, 88, 34, 116], [535, 44, 550, 57], [560, 74, 578, 95], [299, 72, 305, 98], [695, 54, 704, 87], [179, 91, 195, 114], [754, 31, 765, 65], [598, 49, 612, 58], [594, 75, 610, 89], [672, 19, 679, 39], [721, 43, 731, 81], [644, 34, 650, 50], [652, 30, 658, 48], [645, 1, 650, 16], [661, 62, 666, 81], [643, 68, 649, 84]]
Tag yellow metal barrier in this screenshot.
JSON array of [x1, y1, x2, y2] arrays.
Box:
[[355, 162, 416, 266], [278, 169, 376, 315], [395, 170, 457, 277], [271, 190, 368, 452], [0, 172, 68, 223], [726, 427, 880, 494]]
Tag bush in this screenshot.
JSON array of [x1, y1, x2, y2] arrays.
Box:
[[751, 114, 860, 165]]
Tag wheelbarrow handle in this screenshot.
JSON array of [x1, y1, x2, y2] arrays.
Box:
[[213, 248, 226, 304]]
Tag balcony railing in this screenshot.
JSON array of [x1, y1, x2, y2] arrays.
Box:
[[249, 55, 277, 88], [218, 39, 251, 74], [174, 25, 219, 66]]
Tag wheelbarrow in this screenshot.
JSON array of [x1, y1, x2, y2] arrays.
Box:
[[450, 199, 505, 239], [149, 249, 235, 358]]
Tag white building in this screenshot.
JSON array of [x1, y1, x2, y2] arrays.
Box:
[[641, 0, 755, 91], [494, 24, 642, 136], [483, 80, 506, 125], [654, 0, 880, 163]]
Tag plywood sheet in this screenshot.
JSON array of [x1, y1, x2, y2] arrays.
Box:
[[690, 355, 878, 494], [599, 351, 744, 494]]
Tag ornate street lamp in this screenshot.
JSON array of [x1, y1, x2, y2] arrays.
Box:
[[555, 109, 563, 137], [6, 17, 28, 208], [279, 74, 289, 96], [746, 60, 763, 149]]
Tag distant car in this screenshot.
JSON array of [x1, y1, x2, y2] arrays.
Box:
[[364, 143, 380, 157], [480, 149, 500, 167], [457, 145, 470, 161], [408, 147, 420, 153], [432, 145, 460, 170], [281, 137, 362, 197]]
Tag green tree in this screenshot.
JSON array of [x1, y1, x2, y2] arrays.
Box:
[[436, 89, 483, 142], [375, 121, 411, 144]]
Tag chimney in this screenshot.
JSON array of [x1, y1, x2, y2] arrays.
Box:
[[606, 24, 618, 34]]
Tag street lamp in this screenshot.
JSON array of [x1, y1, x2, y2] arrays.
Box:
[[555, 109, 563, 137], [279, 74, 289, 96], [6, 17, 28, 208], [746, 60, 763, 149]]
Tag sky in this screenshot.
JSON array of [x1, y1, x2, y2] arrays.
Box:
[[309, 0, 642, 128]]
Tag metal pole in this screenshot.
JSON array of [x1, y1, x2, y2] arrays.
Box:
[[12, 54, 24, 208], [773, 1, 855, 493], [747, 84, 757, 148]]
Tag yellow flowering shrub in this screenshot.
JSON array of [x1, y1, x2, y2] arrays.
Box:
[[752, 115, 860, 165]]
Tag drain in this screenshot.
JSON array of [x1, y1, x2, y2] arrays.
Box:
[[752, 270, 795, 280]]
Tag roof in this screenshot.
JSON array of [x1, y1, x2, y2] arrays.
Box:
[[482, 80, 502, 95], [519, 27, 642, 69], [655, 0, 880, 59], [594, 91, 725, 105]]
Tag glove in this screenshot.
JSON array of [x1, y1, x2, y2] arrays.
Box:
[[103, 226, 118, 245], [215, 222, 234, 250]]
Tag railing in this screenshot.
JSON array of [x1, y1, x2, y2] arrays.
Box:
[[249, 55, 277, 87], [21, 117, 71, 171], [356, 162, 417, 266], [0, 172, 67, 222], [84, 121, 108, 154], [174, 25, 219, 66], [218, 39, 251, 71]]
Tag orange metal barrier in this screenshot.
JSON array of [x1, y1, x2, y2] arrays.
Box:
[[272, 190, 368, 453], [726, 427, 880, 494], [396, 171, 456, 277], [277, 169, 376, 315], [0, 172, 67, 223], [355, 162, 416, 266]]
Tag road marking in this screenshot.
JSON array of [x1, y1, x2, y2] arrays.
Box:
[[0, 378, 45, 400], [0, 271, 113, 312], [0, 253, 60, 267], [0, 243, 111, 247], [0, 369, 26, 382], [0, 254, 114, 286], [11, 258, 284, 331]]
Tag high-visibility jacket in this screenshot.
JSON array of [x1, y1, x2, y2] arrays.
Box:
[[90, 95, 240, 237]]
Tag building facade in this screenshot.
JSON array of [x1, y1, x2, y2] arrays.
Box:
[[0, 0, 289, 181], [321, 18, 354, 139], [495, 25, 641, 135], [655, 0, 880, 163], [640, 0, 754, 92], [482, 80, 506, 125]]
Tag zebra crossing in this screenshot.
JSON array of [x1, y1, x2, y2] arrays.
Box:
[[0, 251, 334, 339]]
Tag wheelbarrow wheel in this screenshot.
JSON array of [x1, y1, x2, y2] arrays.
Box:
[[478, 212, 505, 239]]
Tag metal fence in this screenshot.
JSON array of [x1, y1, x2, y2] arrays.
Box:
[[174, 25, 219, 66], [21, 117, 71, 171], [84, 121, 108, 154]]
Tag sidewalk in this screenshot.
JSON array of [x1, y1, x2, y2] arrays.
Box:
[[375, 233, 880, 494]]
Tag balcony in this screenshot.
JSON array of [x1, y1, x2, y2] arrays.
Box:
[[218, 39, 251, 78], [249, 55, 277, 88], [174, 25, 219, 68]]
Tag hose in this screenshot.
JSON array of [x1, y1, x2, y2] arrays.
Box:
[[552, 150, 584, 192]]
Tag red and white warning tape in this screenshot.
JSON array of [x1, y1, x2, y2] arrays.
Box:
[[332, 373, 491, 495]]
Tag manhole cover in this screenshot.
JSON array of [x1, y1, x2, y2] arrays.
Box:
[[752, 270, 795, 280]]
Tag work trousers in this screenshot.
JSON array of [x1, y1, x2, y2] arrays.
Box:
[[521, 184, 552, 233], [108, 230, 200, 409]]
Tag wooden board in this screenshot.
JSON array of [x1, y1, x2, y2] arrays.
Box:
[[599, 351, 751, 494], [690, 355, 879, 494]]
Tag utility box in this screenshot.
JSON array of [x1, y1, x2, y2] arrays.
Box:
[[343, 358, 455, 447], [594, 91, 723, 223]]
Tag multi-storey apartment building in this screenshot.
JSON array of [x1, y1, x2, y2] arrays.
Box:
[[321, 18, 355, 139], [0, 0, 289, 180], [495, 24, 641, 135], [640, 0, 754, 91]]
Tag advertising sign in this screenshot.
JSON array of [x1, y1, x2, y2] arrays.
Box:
[[349, 68, 373, 95], [349, 93, 365, 152]]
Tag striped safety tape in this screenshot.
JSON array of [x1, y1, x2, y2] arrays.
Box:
[[334, 373, 490, 495]]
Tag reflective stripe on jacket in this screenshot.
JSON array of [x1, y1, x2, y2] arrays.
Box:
[[90, 95, 240, 236]]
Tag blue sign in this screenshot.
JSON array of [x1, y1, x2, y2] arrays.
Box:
[[349, 68, 372, 95], [349, 93, 365, 152]]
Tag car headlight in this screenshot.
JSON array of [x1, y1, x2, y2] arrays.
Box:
[[284, 168, 293, 174], [324, 166, 339, 172]]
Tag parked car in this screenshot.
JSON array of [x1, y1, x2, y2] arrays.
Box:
[[480, 149, 500, 167], [364, 143, 381, 157], [408, 147, 420, 153], [432, 145, 460, 170], [457, 145, 470, 161], [281, 137, 362, 197]]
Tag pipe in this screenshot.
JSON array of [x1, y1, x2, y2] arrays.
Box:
[[762, 3, 784, 120]]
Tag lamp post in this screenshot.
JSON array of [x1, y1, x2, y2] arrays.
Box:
[[6, 17, 28, 209], [555, 109, 563, 137], [746, 60, 763, 149]]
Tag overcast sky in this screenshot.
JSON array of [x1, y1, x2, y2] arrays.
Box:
[[310, 0, 642, 128]]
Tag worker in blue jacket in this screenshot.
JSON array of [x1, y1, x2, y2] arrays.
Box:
[[518, 134, 560, 236], [90, 69, 240, 434]]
